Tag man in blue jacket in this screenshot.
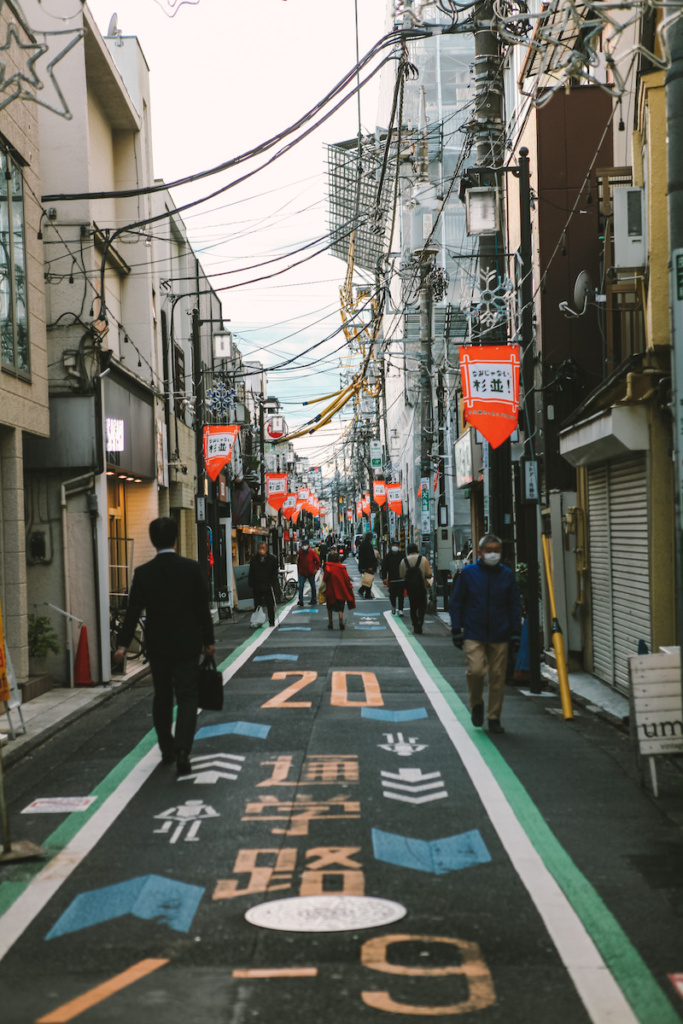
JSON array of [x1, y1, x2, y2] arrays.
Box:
[[449, 533, 522, 734]]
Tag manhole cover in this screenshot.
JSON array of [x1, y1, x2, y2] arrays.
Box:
[[245, 895, 407, 932]]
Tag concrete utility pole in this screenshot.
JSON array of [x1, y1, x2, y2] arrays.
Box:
[[473, 0, 513, 553], [666, 15, 683, 691], [192, 305, 208, 579], [418, 256, 435, 568]]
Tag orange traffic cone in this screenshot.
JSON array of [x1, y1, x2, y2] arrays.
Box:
[[74, 625, 94, 686]]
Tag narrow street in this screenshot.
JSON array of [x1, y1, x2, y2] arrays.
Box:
[[1, 565, 682, 1024]]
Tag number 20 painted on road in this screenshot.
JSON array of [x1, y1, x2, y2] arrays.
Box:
[[262, 671, 383, 709]]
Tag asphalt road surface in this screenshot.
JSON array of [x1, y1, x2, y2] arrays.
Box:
[[1, 561, 682, 1023]]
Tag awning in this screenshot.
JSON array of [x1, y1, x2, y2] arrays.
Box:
[[559, 405, 648, 467]]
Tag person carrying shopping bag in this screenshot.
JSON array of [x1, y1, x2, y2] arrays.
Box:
[[357, 534, 378, 599], [248, 540, 280, 627], [323, 550, 356, 630]]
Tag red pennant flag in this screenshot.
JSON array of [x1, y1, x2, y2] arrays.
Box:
[[347, 509, 353, 521], [203, 425, 240, 481], [266, 472, 288, 511], [433, 465, 439, 494], [373, 481, 386, 506], [281, 493, 297, 520], [387, 483, 403, 515], [362, 493, 370, 516], [459, 345, 520, 448], [356, 500, 362, 519]]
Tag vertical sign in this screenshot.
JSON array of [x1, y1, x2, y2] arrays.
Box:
[[420, 476, 430, 536], [369, 440, 383, 471], [483, 442, 490, 530]]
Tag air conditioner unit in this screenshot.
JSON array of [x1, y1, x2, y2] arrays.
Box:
[[613, 187, 646, 268]]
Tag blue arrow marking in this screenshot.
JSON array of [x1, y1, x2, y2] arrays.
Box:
[[253, 654, 299, 662], [195, 721, 271, 740], [361, 708, 428, 722], [355, 626, 386, 631], [353, 611, 381, 616], [372, 828, 491, 875], [292, 609, 319, 615], [45, 875, 204, 940], [279, 627, 312, 631]]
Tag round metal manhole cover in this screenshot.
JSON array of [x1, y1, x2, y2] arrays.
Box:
[[244, 895, 407, 933]]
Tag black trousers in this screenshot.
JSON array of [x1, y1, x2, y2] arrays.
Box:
[[407, 587, 426, 630], [254, 587, 275, 625], [388, 581, 404, 611], [149, 653, 199, 756]]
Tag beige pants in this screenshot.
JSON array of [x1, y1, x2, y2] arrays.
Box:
[[464, 640, 509, 721]]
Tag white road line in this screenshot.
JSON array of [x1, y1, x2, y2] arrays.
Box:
[[384, 610, 639, 1024], [0, 602, 294, 963]]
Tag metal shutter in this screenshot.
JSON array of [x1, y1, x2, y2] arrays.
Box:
[[588, 466, 613, 684], [609, 456, 650, 694], [588, 456, 650, 695]]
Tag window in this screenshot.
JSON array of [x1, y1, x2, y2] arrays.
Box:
[[0, 149, 29, 376]]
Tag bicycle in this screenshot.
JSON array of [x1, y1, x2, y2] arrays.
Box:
[[279, 566, 298, 601], [110, 607, 146, 661]]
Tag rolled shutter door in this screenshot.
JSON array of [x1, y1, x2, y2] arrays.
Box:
[[609, 456, 650, 694], [588, 465, 613, 684]]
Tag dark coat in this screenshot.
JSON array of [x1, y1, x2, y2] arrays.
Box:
[[358, 538, 378, 573], [248, 552, 281, 601], [118, 552, 214, 662], [381, 549, 405, 582], [448, 558, 522, 643]]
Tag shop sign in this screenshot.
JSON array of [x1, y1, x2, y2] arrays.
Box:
[[387, 483, 402, 515], [106, 417, 125, 453], [203, 425, 240, 481], [266, 473, 288, 511], [373, 481, 386, 507], [459, 345, 520, 448]]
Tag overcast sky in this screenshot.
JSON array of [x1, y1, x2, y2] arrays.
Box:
[[87, 0, 388, 457]]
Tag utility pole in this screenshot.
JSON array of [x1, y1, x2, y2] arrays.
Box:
[[473, 0, 513, 555], [666, 15, 683, 692], [192, 306, 208, 579], [418, 255, 435, 566]]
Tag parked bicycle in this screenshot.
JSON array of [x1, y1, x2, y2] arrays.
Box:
[[278, 565, 298, 601], [109, 606, 146, 661]]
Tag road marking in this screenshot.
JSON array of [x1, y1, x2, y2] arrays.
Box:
[[279, 627, 312, 632], [331, 671, 383, 708], [253, 654, 299, 662], [45, 876, 204, 940], [232, 967, 318, 978], [262, 670, 318, 709], [177, 753, 245, 784], [36, 958, 169, 1022], [385, 610, 678, 1024], [361, 708, 428, 722], [377, 732, 427, 756], [0, 605, 293, 962], [380, 767, 448, 804], [195, 721, 270, 741], [22, 797, 97, 815], [372, 827, 492, 874]]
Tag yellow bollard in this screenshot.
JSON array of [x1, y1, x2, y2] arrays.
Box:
[[541, 535, 574, 721]]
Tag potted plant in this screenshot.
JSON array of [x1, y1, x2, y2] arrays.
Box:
[[28, 614, 61, 667]]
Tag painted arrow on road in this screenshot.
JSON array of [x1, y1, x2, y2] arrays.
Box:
[[380, 767, 447, 803], [372, 828, 492, 874], [178, 753, 245, 784], [45, 875, 204, 940], [195, 721, 270, 741]]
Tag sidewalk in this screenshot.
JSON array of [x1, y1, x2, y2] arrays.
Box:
[[0, 659, 150, 768]]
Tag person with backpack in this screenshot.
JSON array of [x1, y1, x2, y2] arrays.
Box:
[[449, 533, 522, 734], [400, 543, 433, 634], [381, 539, 405, 616]]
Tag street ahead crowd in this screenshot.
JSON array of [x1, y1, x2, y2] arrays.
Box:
[[115, 520, 523, 774]]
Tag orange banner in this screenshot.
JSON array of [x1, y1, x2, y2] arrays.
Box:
[[387, 482, 403, 515], [203, 425, 240, 481], [373, 481, 386, 507], [459, 345, 520, 448], [281, 493, 297, 520], [266, 472, 288, 511], [362, 493, 370, 516]]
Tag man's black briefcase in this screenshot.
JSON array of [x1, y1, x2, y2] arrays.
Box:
[[197, 655, 224, 711]]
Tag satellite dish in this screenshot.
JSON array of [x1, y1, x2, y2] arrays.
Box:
[[107, 14, 119, 37], [573, 270, 595, 313]]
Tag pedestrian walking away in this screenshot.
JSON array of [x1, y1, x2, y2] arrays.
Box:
[[357, 533, 378, 598], [248, 541, 280, 627], [381, 539, 406, 616], [449, 532, 522, 734], [322, 550, 356, 629], [400, 543, 433, 634], [296, 539, 321, 606], [114, 517, 215, 775]]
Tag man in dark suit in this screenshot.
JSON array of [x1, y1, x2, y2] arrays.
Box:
[[248, 540, 280, 626], [114, 517, 215, 775]]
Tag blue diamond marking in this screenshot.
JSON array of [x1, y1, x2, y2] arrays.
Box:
[[372, 828, 491, 874], [361, 708, 428, 722]]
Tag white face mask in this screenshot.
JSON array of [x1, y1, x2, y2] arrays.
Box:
[[391, 545, 399, 551], [483, 552, 501, 566]]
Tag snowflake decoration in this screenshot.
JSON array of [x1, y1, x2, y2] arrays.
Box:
[[205, 380, 236, 417], [463, 268, 515, 336], [153, 0, 202, 16]]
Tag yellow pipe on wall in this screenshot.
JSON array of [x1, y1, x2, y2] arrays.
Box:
[[541, 534, 574, 721]]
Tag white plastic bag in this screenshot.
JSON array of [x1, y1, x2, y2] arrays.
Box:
[[250, 605, 267, 628]]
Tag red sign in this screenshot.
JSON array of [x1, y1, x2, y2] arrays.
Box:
[[203, 425, 240, 481], [281, 493, 297, 520], [347, 509, 353, 521], [265, 415, 287, 440], [387, 482, 403, 515], [361, 493, 370, 516], [266, 472, 288, 510], [459, 345, 520, 448], [373, 481, 386, 507], [356, 500, 362, 520]]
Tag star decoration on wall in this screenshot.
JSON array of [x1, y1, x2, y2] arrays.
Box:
[[152, 0, 202, 17], [0, 4, 84, 119]]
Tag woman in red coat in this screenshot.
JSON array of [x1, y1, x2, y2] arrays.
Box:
[[323, 550, 356, 630]]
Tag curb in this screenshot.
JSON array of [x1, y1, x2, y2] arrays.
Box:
[[2, 665, 150, 769]]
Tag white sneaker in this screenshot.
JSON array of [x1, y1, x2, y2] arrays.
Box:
[[398, 609, 404, 617]]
